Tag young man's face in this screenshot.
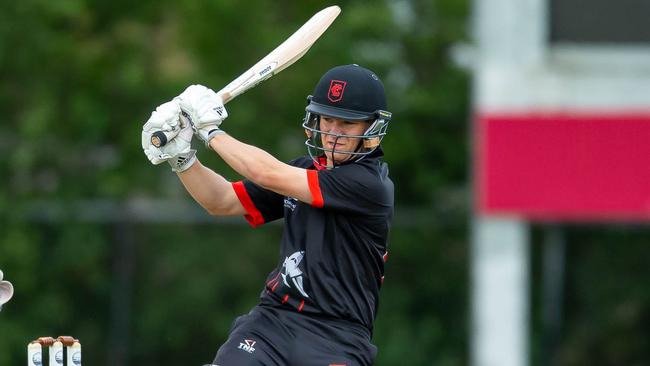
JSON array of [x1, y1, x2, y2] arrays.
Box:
[[319, 115, 370, 164]]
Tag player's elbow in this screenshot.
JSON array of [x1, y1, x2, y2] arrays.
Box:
[[202, 200, 235, 217], [204, 204, 225, 217], [198, 201, 221, 216]]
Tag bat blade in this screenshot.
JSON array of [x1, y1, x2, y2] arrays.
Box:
[[151, 6, 341, 148], [217, 5, 341, 103]]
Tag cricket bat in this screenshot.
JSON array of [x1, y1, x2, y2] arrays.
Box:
[[151, 5, 341, 147]]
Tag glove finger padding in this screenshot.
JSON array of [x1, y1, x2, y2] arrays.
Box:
[[143, 122, 194, 164], [144, 145, 167, 165], [142, 100, 183, 159], [142, 99, 195, 167], [176, 84, 228, 131], [143, 100, 182, 133]]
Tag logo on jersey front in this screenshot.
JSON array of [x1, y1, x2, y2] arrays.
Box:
[[328, 80, 347, 102], [284, 197, 298, 211], [281, 251, 309, 298], [238, 339, 256, 354]]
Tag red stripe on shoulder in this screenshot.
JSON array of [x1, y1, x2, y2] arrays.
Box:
[[306, 170, 324, 208], [231, 181, 265, 227]]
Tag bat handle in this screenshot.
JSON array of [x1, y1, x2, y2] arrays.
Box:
[[150, 130, 178, 148]]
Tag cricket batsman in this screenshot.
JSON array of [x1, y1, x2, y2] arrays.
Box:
[[142, 64, 394, 365]]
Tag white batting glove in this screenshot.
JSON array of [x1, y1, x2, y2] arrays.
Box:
[[142, 100, 197, 172], [0, 270, 14, 311], [175, 84, 228, 148]]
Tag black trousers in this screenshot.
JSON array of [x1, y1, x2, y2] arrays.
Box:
[[212, 305, 377, 366]]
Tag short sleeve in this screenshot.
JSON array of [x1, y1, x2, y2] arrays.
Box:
[[306, 164, 393, 215], [232, 180, 284, 227]]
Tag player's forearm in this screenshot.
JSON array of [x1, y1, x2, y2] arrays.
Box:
[[177, 160, 241, 216], [209, 133, 285, 188]]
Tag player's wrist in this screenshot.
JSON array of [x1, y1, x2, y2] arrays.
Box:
[[168, 149, 197, 172], [197, 127, 226, 149]]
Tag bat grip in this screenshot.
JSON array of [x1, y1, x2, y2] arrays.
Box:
[[152, 90, 227, 148], [150, 130, 178, 148]]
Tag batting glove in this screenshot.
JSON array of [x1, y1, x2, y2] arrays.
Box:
[[175, 84, 228, 148], [0, 270, 14, 311], [142, 100, 197, 172]]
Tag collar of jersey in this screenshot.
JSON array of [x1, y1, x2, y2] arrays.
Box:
[[312, 147, 384, 170]]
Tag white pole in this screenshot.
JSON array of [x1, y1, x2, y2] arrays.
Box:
[[471, 217, 530, 366]]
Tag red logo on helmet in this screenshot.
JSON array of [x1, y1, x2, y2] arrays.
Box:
[[327, 80, 347, 103]]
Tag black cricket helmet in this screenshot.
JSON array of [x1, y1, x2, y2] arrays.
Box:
[[302, 64, 392, 166]]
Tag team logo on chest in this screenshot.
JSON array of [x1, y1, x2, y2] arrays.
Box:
[[281, 251, 309, 298]]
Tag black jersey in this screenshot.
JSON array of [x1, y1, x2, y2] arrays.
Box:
[[231, 149, 394, 332]]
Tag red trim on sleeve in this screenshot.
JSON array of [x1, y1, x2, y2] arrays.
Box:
[[306, 170, 324, 208], [297, 300, 305, 312], [282, 295, 289, 304], [231, 181, 265, 227], [383, 251, 389, 262]]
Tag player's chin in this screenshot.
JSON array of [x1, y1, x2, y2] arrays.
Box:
[[330, 151, 354, 163]]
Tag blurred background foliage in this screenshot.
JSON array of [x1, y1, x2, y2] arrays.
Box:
[[0, 1, 648, 365]]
